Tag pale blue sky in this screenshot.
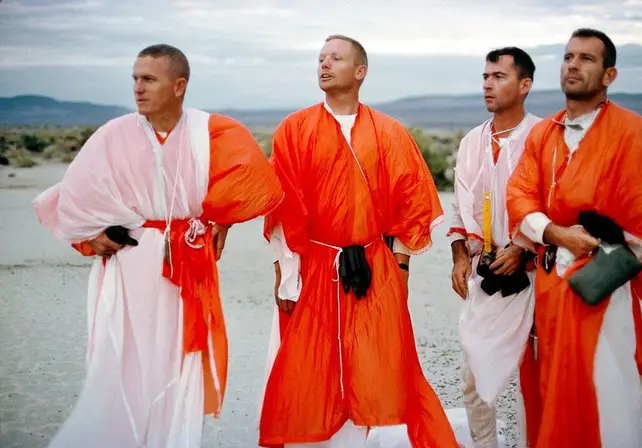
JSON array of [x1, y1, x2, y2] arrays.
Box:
[[1, 0, 641, 109]]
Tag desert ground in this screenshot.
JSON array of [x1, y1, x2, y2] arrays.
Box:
[[0, 164, 519, 447]]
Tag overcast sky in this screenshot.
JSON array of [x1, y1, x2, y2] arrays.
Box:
[[1, 0, 642, 110]]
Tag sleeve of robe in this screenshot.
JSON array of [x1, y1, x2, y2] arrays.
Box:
[[262, 117, 310, 254], [201, 115, 284, 225], [610, 127, 642, 247], [383, 121, 444, 254], [506, 125, 546, 239], [33, 123, 146, 244], [447, 134, 471, 245]]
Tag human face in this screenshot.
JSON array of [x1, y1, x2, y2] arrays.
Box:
[[317, 39, 366, 92], [482, 55, 530, 114], [561, 36, 614, 101], [132, 56, 185, 115]]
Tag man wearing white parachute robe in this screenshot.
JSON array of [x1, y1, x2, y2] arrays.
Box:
[[32, 44, 283, 448], [448, 47, 541, 448]]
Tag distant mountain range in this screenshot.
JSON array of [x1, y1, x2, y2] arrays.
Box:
[[0, 95, 130, 127], [2, 92, 641, 129]]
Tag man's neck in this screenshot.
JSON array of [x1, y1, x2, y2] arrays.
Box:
[[325, 92, 359, 116], [146, 107, 183, 133], [492, 106, 526, 136], [566, 92, 607, 120]]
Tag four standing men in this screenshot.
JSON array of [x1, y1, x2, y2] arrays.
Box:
[[33, 27, 642, 448]]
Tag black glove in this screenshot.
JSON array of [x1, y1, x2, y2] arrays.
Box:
[[578, 210, 626, 246], [104, 225, 139, 247], [339, 245, 372, 300], [569, 210, 641, 305]]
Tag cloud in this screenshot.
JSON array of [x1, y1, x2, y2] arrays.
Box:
[[1, 0, 642, 109]]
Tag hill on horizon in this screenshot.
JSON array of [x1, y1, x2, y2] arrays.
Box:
[[1, 92, 641, 129]]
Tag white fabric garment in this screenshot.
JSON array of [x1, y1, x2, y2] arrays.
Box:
[[366, 408, 508, 448], [36, 109, 214, 448], [450, 114, 541, 409], [270, 223, 302, 301]]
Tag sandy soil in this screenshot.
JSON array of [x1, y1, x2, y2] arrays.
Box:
[[0, 164, 519, 447]]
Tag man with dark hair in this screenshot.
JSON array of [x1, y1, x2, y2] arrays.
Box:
[[258, 34, 459, 448], [449, 45, 541, 448], [33, 44, 284, 447], [571, 28, 617, 68], [486, 47, 536, 80], [508, 28, 642, 447]]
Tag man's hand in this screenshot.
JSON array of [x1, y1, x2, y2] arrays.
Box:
[[489, 245, 525, 275], [212, 223, 230, 260], [451, 240, 471, 299], [452, 259, 472, 299], [87, 232, 123, 258], [543, 223, 599, 259], [274, 261, 296, 313]]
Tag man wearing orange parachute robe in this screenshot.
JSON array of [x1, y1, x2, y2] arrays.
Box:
[[507, 29, 642, 448], [258, 34, 459, 448], [32, 44, 283, 448]]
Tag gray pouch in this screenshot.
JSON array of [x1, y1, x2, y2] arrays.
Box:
[[568, 244, 642, 306]]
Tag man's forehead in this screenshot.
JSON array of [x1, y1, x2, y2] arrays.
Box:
[[321, 39, 354, 54], [566, 36, 603, 54], [133, 58, 174, 82], [135, 55, 170, 67], [484, 56, 514, 72]]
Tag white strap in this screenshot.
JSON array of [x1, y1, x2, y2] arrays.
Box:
[[310, 239, 346, 398]]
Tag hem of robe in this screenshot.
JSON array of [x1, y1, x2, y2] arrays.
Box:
[[260, 415, 429, 447], [446, 227, 483, 242], [399, 214, 445, 256], [259, 415, 349, 447]]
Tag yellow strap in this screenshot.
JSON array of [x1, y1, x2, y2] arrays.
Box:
[[483, 192, 492, 253]]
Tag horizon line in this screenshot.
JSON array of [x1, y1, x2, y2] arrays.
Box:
[[2, 89, 641, 112]]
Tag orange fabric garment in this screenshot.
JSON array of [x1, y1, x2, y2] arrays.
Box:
[[73, 113, 283, 417], [72, 241, 95, 256], [506, 101, 642, 448], [154, 129, 171, 145], [260, 103, 457, 448]]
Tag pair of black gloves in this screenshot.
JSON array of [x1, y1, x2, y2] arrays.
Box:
[[339, 246, 372, 300], [476, 247, 531, 297]]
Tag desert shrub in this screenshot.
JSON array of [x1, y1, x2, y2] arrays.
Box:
[[407, 127, 458, 191], [13, 156, 37, 168], [20, 134, 48, 153]]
